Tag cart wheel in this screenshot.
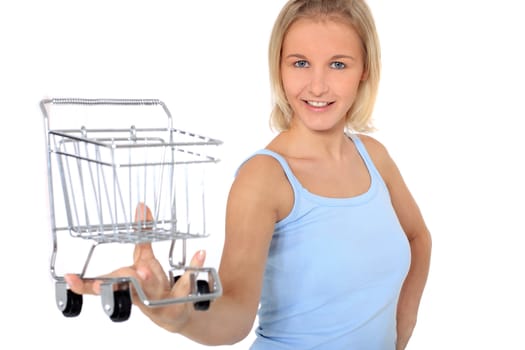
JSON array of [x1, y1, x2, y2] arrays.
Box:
[[173, 276, 211, 311], [109, 289, 132, 322], [63, 289, 83, 317], [194, 280, 211, 311]]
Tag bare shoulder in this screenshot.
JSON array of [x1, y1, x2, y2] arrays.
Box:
[[229, 152, 293, 221], [237, 152, 286, 175], [356, 133, 394, 171], [357, 133, 387, 152], [234, 153, 288, 191]]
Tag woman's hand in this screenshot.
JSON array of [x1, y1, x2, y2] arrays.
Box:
[[64, 203, 206, 333]]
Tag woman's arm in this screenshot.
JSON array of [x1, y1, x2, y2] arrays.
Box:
[[361, 135, 432, 350], [178, 154, 292, 344], [66, 155, 290, 345], [387, 162, 431, 350]]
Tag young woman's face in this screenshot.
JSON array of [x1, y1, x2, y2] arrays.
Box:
[[281, 17, 365, 132]]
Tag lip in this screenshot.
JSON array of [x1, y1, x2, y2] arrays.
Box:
[[303, 100, 334, 111]]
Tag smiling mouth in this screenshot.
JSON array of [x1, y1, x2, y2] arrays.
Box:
[[305, 100, 333, 108]]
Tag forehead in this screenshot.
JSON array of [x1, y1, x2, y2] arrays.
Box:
[[282, 17, 363, 56]]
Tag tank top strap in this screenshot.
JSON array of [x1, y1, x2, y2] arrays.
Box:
[[347, 133, 381, 180], [243, 149, 303, 190]]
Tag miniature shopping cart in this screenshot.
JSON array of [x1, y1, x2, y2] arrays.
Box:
[[41, 98, 223, 322]]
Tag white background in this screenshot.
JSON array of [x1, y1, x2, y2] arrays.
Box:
[[1, 0, 524, 348]]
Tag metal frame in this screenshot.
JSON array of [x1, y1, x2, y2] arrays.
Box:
[[41, 98, 223, 316]]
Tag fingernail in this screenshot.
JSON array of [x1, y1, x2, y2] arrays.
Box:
[[197, 250, 205, 262]]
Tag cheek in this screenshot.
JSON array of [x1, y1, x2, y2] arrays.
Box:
[[335, 75, 362, 98], [281, 69, 304, 96]]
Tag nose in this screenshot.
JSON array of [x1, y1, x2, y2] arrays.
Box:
[[308, 67, 329, 96]]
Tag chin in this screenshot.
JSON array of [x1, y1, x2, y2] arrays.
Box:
[[304, 119, 344, 132]]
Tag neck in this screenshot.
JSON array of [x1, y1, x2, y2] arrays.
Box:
[[277, 127, 351, 161]]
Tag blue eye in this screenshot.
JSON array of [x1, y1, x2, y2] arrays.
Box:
[[294, 60, 309, 68], [331, 61, 346, 69]]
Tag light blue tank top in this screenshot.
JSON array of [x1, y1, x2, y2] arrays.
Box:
[[244, 134, 411, 350]]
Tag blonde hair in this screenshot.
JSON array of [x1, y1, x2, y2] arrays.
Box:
[[268, 0, 381, 132]]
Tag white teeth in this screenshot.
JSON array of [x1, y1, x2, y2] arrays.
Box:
[[307, 101, 329, 107]]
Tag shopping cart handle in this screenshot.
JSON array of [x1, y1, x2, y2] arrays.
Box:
[[43, 98, 163, 106], [40, 97, 173, 130]]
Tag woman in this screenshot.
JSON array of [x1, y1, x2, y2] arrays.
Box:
[[66, 1, 431, 348]]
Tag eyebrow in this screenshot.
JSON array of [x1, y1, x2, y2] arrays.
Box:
[[284, 53, 356, 61], [332, 54, 356, 61]]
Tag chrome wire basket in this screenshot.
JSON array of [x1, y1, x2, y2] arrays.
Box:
[[41, 98, 223, 322]]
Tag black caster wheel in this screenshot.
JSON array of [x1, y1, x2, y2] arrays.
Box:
[[109, 289, 132, 322], [174, 276, 211, 311], [194, 280, 211, 311], [62, 289, 83, 317]]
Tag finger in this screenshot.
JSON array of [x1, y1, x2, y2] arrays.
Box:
[[64, 273, 106, 295], [190, 250, 206, 268], [64, 266, 139, 295], [133, 242, 156, 262], [133, 202, 156, 262], [172, 250, 206, 294], [134, 202, 153, 227], [64, 273, 97, 295]]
